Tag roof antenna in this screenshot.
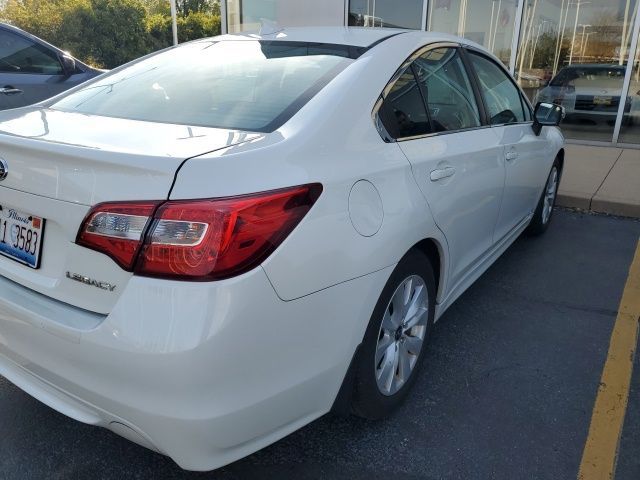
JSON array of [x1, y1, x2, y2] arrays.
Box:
[[259, 19, 284, 36]]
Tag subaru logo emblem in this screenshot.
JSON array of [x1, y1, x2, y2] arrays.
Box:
[[0, 158, 7, 181]]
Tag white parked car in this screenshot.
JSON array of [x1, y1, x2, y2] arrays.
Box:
[[0, 27, 564, 470]]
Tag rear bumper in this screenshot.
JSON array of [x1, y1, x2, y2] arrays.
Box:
[[0, 265, 392, 470]]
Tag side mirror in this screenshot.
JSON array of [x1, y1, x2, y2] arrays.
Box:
[[60, 54, 76, 77], [532, 102, 564, 136]]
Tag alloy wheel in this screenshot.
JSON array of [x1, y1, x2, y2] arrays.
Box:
[[375, 275, 429, 396], [542, 166, 559, 225]]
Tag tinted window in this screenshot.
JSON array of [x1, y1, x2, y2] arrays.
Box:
[[0, 30, 62, 74], [52, 41, 352, 132], [379, 68, 431, 139], [413, 48, 481, 132], [469, 52, 525, 125]]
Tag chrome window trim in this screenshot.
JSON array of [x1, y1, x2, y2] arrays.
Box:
[[395, 124, 494, 143], [490, 120, 534, 128], [397, 122, 535, 140], [372, 95, 396, 142], [373, 41, 494, 143]]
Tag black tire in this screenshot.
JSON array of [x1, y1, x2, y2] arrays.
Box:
[[526, 157, 561, 236], [351, 250, 436, 420]]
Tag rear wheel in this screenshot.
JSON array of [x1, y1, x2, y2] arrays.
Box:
[[527, 158, 561, 236], [351, 251, 436, 419]]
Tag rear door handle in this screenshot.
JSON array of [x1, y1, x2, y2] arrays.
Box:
[[430, 166, 456, 182], [505, 151, 519, 161], [0, 86, 23, 95]]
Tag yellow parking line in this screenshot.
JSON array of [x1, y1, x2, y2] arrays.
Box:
[[578, 240, 640, 480]]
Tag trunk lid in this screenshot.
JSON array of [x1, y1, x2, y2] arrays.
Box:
[[0, 107, 262, 315], [0, 107, 261, 204]]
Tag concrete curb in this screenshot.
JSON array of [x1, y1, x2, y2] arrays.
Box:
[[556, 145, 640, 219], [590, 198, 640, 219], [557, 194, 640, 218]]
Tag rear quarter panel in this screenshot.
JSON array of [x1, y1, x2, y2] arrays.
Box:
[[170, 33, 451, 301]]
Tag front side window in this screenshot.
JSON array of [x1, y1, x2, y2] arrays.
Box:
[[468, 52, 525, 125], [413, 48, 481, 132], [379, 68, 431, 139], [52, 41, 353, 132], [0, 30, 62, 74]]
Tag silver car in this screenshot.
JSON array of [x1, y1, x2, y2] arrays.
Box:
[[535, 64, 636, 127], [0, 23, 102, 110]]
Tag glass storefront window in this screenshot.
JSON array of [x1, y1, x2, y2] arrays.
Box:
[[222, 0, 639, 148], [348, 0, 424, 29], [618, 29, 640, 144], [515, 0, 638, 142], [227, 0, 277, 33], [427, 0, 518, 66]]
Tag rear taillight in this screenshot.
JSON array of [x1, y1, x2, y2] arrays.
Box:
[[77, 201, 161, 270], [77, 184, 322, 281]]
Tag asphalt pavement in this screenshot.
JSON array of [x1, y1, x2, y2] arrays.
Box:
[[1, 208, 639, 480]]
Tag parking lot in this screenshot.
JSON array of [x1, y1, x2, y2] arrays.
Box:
[[1, 208, 639, 480]]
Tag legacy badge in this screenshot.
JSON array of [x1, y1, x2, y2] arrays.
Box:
[[66, 271, 117, 292]]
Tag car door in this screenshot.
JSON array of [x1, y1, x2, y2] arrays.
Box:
[[465, 50, 547, 242], [0, 27, 66, 109], [377, 45, 505, 290]]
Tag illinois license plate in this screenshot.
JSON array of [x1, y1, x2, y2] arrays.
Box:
[[0, 205, 45, 269], [593, 96, 612, 105]]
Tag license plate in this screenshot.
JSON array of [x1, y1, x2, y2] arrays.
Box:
[[593, 96, 612, 105], [0, 205, 45, 269]]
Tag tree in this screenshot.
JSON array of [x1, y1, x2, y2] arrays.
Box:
[[143, 0, 219, 15], [177, 10, 219, 40], [1, 0, 221, 68], [2, 0, 150, 67], [146, 10, 220, 50], [175, 0, 219, 15], [143, 0, 170, 14], [530, 32, 569, 70]]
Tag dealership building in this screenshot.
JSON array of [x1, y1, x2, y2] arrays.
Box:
[[219, 0, 640, 148]]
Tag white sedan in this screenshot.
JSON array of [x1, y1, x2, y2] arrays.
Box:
[[0, 27, 564, 470]]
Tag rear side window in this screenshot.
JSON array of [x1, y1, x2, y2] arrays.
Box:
[[52, 41, 353, 132], [379, 68, 431, 139], [413, 48, 481, 132], [468, 52, 525, 125], [0, 29, 63, 74]]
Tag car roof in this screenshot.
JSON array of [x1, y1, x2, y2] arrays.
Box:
[[212, 26, 410, 48], [208, 27, 488, 59], [0, 22, 47, 42]]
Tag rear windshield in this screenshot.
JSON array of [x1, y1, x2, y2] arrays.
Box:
[[51, 41, 356, 132]]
